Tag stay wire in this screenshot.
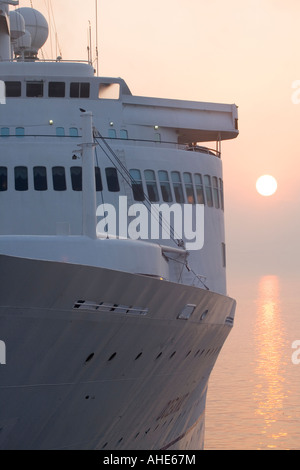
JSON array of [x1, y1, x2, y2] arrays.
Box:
[[93, 133, 184, 247]]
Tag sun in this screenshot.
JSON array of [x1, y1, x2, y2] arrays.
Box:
[[256, 175, 277, 197]]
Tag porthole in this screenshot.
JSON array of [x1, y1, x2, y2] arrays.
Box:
[[108, 352, 117, 361], [200, 309, 209, 321], [85, 353, 94, 363]]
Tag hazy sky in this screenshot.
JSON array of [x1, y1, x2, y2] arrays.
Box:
[[17, 0, 300, 277]]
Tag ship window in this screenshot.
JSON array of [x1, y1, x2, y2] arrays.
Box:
[[69, 127, 79, 137], [144, 170, 159, 202], [56, 127, 65, 137], [158, 170, 172, 202], [105, 167, 120, 192], [204, 175, 213, 207], [26, 81, 44, 98], [95, 167, 103, 191], [219, 178, 224, 210], [212, 176, 220, 209], [34, 166, 48, 191], [0, 167, 7, 191], [130, 169, 145, 201], [16, 127, 25, 137], [70, 82, 90, 98], [5, 81, 21, 97], [194, 173, 205, 205], [1, 128, 9, 138], [99, 83, 120, 100], [108, 128, 116, 139], [70, 166, 82, 191], [222, 242, 226, 268], [48, 81, 65, 98], [15, 166, 28, 191], [183, 172, 196, 204], [120, 129, 128, 140], [52, 166, 67, 191], [171, 171, 185, 203]]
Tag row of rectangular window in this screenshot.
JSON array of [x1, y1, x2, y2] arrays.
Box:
[[0, 166, 119, 192], [130, 169, 224, 209], [0, 165, 223, 209], [0, 127, 129, 139], [5, 81, 90, 99], [0, 127, 80, 138]]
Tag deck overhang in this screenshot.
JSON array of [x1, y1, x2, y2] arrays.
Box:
[[122, 95, 239, 143]]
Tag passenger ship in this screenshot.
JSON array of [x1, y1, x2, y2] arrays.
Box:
[[0, 1, 238, 450]]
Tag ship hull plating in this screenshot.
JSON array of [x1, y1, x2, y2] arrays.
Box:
[[0, 254, 235, 450]]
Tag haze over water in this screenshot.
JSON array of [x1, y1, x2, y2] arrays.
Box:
[[205, 273, 300, 450]]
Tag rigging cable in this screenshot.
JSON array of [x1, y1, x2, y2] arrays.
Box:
[[93, 132, 184, 248]]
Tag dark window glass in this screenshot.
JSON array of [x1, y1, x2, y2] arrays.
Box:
[[70, 166, 82, 191], [219, 178, 224, 210], [183, 172, 196, 204], [204, 175, 213, 207], [52, 166, 66, 191], [48, 81, 65, 98], [171, 171, 185, 203], [105, 167, 120, 192], [95, 167, 103, 191], [26, 82, 44, 98], [79, 82, 90, 98], [70, 82, 90, 98], [194, 173, 205, 205], [212, 176, 220, 209], [158, 170, 172, 202], [222, 242, 226, 267], [70, 82, 79, 98], [144, 170, 159, 202], [0, 167, 7, 191], [130, 169, 145, 201], [34, 166, 47, 191], [15, 166, 28, 191], [5, 81, 21, 97]]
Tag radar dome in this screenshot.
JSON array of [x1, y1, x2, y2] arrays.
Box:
[[15, 7, 48, 53], [14, 30, 32, 51], [9, 11, 26, 40]]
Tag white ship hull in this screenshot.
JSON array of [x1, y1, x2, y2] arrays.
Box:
[[0, 254, 235, 450]]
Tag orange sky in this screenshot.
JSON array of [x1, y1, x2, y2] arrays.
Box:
[[17, 0, 300, 277]]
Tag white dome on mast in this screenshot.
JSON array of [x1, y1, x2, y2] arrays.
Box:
[[9, 11, 25, 40], [13, 7, 48, 60]]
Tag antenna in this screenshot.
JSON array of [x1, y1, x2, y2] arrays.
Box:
[[89, 20, 92, 65], [95, 0, 99, 75]]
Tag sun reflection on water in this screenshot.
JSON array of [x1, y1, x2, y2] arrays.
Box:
[[254, 275, 288, 449]]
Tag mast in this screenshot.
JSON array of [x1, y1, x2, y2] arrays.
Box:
[[95, 0, 99, 75], [81, 111, 97, 239]]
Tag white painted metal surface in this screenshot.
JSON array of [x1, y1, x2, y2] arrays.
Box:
[[0, 3, 238, 450]]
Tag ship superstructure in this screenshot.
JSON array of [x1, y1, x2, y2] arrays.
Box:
[[0, 1, 238, 450]]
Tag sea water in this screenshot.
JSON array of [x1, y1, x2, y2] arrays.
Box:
[[205, 273, 300, 450]]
